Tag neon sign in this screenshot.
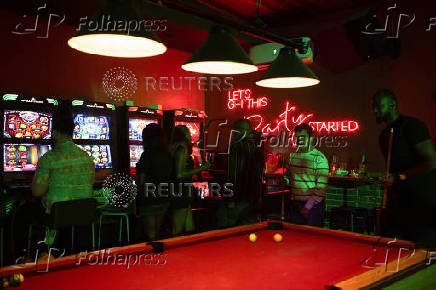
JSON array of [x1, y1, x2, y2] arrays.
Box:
[[227, 89, 268, 110], [309, 121, 359, 134], [246, 102, 314, 134], [223, 88, 360, 135]]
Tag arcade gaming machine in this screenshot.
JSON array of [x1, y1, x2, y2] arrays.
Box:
[[1, 93, 58, 192], [116, 105, 163, 177], [69, 99, 117, 183], [163, 109, 206, 167]]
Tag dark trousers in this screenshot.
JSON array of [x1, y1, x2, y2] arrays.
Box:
[[13, 201, 48, 259], [289, 200, 325, 227], [216, 201, 256, 229], [385, 174, 436, 248]]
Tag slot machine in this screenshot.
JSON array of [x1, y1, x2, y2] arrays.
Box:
[[163, 109, 206, 167], [68, 99, 117, 183], [1, 93, 58, 191], [116, 105, 163, 177]]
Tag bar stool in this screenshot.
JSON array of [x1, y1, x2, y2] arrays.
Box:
[[27, 198, 98, 254], [329, 207, 375, 233], [329, 207, 355, 232], [98, 203, 134, 249], [0, 194, 19, 266]]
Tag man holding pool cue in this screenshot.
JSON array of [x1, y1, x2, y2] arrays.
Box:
[[372, 89, 436, 246]]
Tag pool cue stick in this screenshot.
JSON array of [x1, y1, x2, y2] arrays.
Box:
[[283, 143, 298, 221], [281, 152, 285, 221], [376, 127, 394, 234], [383, 127, 394, 209]]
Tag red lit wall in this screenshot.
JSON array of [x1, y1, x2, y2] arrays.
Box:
[[0, 10, 204, 111], [205, 0, 436, 172]]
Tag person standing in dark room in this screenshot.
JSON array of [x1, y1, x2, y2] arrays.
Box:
[[216, 119, 264, 228], [170, 125, 210, 235], [372, 89, 436, 246], [136, 123, 172, 241]]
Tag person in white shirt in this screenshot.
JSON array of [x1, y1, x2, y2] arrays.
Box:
[[284, 123, 329, 226]]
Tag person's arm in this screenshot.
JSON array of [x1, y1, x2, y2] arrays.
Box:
[[284, 153, 292, 186], [304, 153, 329, 211], [404, 139, 436, 175], [137, 172, 146, 196], [32, 157, 49, 197], [227, 143, 240, 184], [174, 146, 210, 180], [135, 154, 146, 196], [399, 119, 436, 179]]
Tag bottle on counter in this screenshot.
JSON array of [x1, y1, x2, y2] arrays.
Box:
[[358, 153, 367, 176], [330, 154, 338, 176]]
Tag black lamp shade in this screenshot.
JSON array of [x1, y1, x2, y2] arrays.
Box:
[[182, 25, 258, 74], [256, 47, 319, 88]]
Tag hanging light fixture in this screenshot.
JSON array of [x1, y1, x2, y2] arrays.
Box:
[[256, 47, 319, 88], [67, 0, 166, 58], [182, 25, 258, 75]]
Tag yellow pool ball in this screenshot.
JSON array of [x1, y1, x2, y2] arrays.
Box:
[[273, 233, 283, 242], [249, 233, 257, 242]]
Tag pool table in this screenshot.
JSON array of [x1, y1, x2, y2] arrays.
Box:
[[1, 222, 433, 290]]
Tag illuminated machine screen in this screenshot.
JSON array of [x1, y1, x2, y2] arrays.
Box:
[[3, 144, 51, 172], [77, 144, 112, 169], [192, 182, 209, 199], [129, 145, 144, 168], [191, 145, 202, 166], [175, 121, 200, 143], [129, 118, 158, 141], [3, 110, 52, 140], [73, 114, 111, 140]]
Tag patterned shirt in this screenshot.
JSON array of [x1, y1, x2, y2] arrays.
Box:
[[286, 148, 329, 209], [34, 140, 95, 213]]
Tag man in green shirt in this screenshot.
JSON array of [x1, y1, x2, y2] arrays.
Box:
[[285, 124, 329, 226], [32, 119, 95, 213], [15, 117, 94, 258]]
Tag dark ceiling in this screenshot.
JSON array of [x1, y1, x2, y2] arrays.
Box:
[[1, 0, 386, 52]]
